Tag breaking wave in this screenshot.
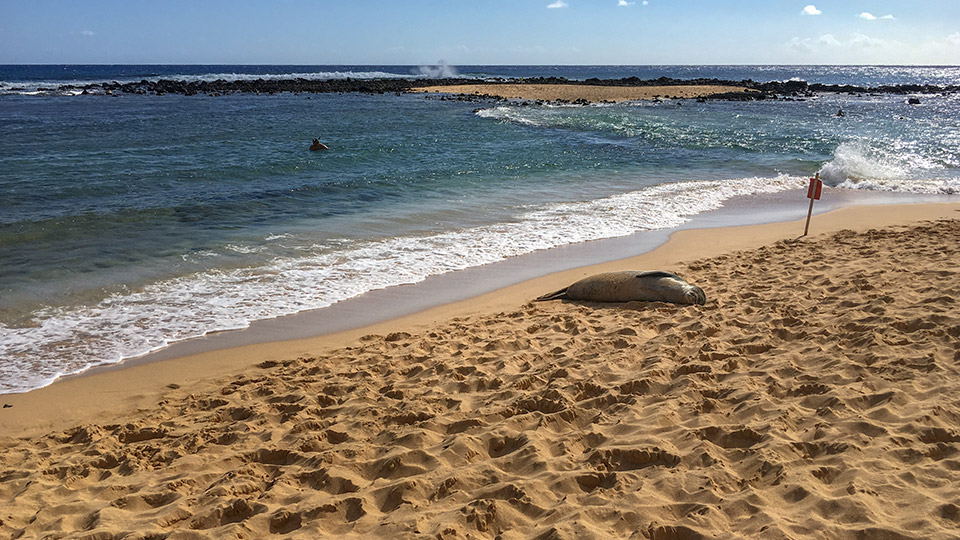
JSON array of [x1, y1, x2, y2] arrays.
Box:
[[818, 142, 959, 194]]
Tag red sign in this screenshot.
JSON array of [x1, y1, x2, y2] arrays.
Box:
[[807, 177, 823, 200]]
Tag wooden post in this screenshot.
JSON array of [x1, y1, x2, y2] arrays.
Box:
[[803, 173, 821, 237], [803, 195, 816, 236]]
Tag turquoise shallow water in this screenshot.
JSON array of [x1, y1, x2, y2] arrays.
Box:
[[1, 65, 959, 393]]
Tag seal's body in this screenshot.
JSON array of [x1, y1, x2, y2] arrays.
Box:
[[536, 271, 706, 306]]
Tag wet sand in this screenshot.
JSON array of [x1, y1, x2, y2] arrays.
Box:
[[1, 202, 959, 538]]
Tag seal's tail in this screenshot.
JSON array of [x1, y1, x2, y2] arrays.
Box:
[[535, 287, 569, 302]]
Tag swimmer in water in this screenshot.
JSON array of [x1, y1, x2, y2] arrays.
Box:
[[309, 138, 329, 151]]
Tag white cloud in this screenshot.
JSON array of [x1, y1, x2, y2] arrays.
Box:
[[788, 31, 960, 63], [819, 33, 841, 46], [642, 0, 648, 4], [618, 0, 635, 5], [790, 34, 816, 49], [850, 32, 885, 48], [802, 5, 821, 15], [789, 33, 840, 52], [788, 37, 812, 53], [859, 12, 895, 20], [547, 0, 567, 8], [81, 30, 95, 36], [789, 32, 890, 54]]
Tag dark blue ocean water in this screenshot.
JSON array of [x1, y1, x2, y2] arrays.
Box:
[[1, 65, 959, 393]]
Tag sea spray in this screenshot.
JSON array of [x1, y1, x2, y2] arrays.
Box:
[[819, 142, 958, 194], [415, 61, 459, 78]]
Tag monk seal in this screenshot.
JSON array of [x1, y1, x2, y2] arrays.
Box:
[[536, 271, 706, 306]]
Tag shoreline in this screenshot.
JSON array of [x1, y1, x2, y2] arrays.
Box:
[[72, 188, 958, 377], [1, 198, 958, 438], [0, 187, 947, 396]]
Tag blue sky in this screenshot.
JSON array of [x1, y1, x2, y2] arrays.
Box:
[[1, 1, 958, 64]]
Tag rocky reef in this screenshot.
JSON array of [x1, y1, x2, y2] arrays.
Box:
[[31, 76, 959, 100]]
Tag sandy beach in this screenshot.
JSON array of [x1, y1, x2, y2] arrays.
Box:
[[411, 83, 756, 102], [2, 202, 960, 539]]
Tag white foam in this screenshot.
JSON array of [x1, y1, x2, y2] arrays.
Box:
[[819, 141, 958, 194], [476, 106, 544, 126], [0, 175, 805, 393], [819, 142, 908, 183], [414, 61, 459, 78], [834, 177, 959, 194], [224, 244, 266, 254]]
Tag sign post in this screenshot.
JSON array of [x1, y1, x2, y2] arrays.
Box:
[[803, 173, 823, 236]]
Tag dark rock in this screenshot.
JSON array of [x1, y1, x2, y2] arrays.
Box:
[[908, 97, 921, 105], [51, 74, 959, 99]]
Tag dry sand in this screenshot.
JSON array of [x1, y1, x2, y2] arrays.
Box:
[[411, 83, 755, 103], [2, 203, 960, 539]]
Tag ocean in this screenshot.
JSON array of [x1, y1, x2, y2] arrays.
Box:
[[1, 65, 959, 393]]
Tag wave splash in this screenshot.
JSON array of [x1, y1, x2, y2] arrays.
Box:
[[0, 175, 804, 394], [818, 142, 958, 194], [414, 61, 459, 78]]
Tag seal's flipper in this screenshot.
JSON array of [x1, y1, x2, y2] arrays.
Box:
[[535, 287, 570, 301], [690, 286, 707, 305]]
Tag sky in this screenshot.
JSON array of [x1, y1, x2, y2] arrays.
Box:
[[1, 1, 958, 65]]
